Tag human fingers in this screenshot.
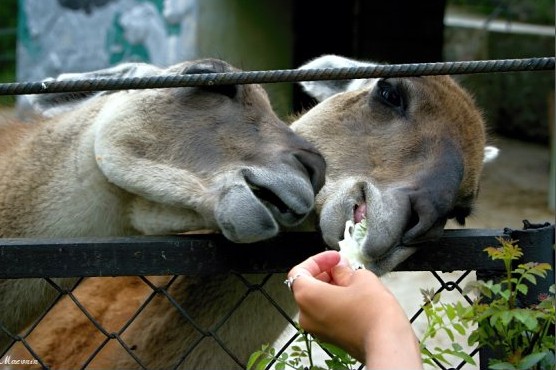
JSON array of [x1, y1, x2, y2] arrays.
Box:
[[329, 264, 356, 286], [330, 265, 383, 287], [285, 251, 343, 293], [287, 250, 341, 281]]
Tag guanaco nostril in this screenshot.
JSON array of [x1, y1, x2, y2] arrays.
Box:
[[293, 150, 326, 194], [404, 208, 420, 236], [402, 199, 448, 245], [402, 192, 442, 245]]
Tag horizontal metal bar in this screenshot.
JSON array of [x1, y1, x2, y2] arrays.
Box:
[[0, 57, 553, 96], [1, 225, 552, 278], [0, 229, 518, 278]]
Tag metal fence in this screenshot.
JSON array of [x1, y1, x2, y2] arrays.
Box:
[[1, 224, 554, 369], [0, 58, 555, 370]]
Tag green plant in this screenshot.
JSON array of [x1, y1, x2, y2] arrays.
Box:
[[467, 238, 555, 369], [419, 287, 477, 367], [247, 326, 359, 370], [421, 237, 555, 369]]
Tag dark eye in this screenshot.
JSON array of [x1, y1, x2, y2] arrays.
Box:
[[377, 79, 403, 109]]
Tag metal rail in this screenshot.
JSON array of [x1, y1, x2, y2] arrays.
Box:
[[0, 57, 553, 96], [1, 225, 553, 279]]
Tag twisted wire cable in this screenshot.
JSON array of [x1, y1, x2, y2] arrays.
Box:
[[0, 57, 553, 96]]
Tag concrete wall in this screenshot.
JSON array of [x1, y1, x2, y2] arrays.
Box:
[[17, 0, 194, 81], [444, 14, 555, 210], [444, 17, 555, 144], [17, 0, 293, 117], [197, 0, 293, 116]]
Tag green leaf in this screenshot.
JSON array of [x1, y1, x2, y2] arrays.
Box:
[[489, 312, 501, 327], [422, 358, 435, 366], [499, 310, 513, 326], [489, 361, 517, 369], [246, 351, 263, 370], [447, 349, 477, 365], [318, 342, 350, 358], [444, 304, 455, 320], [324, 358, 349, 370], [468, 330, 480, 346], [516, 352, 547, 370], [520, 272, 537, 285], [452, 323, 467, 336], [430, 350, 450, 365], [256, 357, 273, 370], [513, 309, 539, 330], [442, 327, 455, 341], [490, 283, 502, 295], [539, 350, 555, 367], [500, 289, 512, 301], [533, 262, 552, 272], [515, 283, 528, 296]]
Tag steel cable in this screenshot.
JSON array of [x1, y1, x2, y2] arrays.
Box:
[[0, 57, 553, 96]]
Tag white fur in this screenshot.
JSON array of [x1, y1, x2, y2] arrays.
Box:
[[484, 145, 500, 163]]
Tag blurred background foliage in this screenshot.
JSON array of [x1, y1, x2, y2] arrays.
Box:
[[0, 0, 17, 105]]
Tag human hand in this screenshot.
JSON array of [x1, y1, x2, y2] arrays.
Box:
[[287, 250, 423, 369]]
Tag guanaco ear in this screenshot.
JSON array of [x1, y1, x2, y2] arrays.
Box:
[[181, 59, 238, 99], [24, 63, 161, 117], [484, 146, 499, 163], [297, 54, 376, 102]]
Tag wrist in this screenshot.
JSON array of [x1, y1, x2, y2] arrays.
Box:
[[362, 298, 423, 369]]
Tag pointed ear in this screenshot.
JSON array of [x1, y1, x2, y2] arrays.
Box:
[[297, 54, 375, 102], [25, 62, 162, 117], [483, 146, 499, 163]]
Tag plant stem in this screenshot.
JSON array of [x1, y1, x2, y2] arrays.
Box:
[[303, 333, 314, 369], [505, 258, 516, 309]]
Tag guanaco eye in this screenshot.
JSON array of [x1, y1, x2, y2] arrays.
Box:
[[376, 79, 404, 109]]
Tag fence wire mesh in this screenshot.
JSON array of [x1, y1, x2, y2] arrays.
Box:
[[0, 272, 482, 369]]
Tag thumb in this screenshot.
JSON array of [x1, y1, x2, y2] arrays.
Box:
[[330, 265, 355, 286]]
